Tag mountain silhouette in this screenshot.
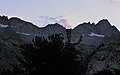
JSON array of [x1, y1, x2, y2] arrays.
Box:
[[0, 15, 119, 46], [0, 15, 120, 75]]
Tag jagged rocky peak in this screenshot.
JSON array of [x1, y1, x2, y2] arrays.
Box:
[[96, 19, 119, 36], [9, 17, 22, 22], [42, 23, 66, 34], [0, 16, 68, 42], [9, 17, 40, 35], [0, 15, 9, 25], [40, 23, 67, 41], [44, 23, 66, 29], [44, 23, 66, 33], [9, 17, 36, 28], [71, 21, 97, 44], [9, 17, 34, 26], [73, 21, 96, 34], [71, 19, 120, 45], [96, 19, 111, 27], [0, 15, 119, 45], [96, 19, 111, 32]]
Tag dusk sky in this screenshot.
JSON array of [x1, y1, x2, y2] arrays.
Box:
[[0, 0, 120, 29]]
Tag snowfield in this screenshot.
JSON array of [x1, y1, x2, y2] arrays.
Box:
[[88, 32, 105, 37]]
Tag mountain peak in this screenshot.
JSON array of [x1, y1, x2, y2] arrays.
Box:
[[45, 23, 65, 29], [9, 17, 22, 22], [98, 19, 109, 23], [96, 19, 111, 27], [0, 15, 9, 25]]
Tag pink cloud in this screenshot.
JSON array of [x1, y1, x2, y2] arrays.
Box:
[[39, 16, 72, 28], [59, 18, 71, 28]]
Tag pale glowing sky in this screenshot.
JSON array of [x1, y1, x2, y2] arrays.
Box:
[[0, 0, 120, 29]]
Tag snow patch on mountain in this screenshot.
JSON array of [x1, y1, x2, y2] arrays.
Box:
[[88, 32, 105, 37], [16, 32, 37, 36], [0, 24, 9, 28]]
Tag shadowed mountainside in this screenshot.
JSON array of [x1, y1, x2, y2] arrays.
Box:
[[0, 15, 119, 46], [0, 15, 120, 75]]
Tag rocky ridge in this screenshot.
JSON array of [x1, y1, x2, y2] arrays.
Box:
[[0, 15, 120, 75], [71, 19, 119, 45], [0, 16, 119, 46]]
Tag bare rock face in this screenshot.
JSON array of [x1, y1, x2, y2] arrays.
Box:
[[75, 35, 120, 75], [39, 23, 67, 42], [71, 19, 119, 46], [0, 16, 9, 25], [71, 22, 96, 43], [9, 17, 40, 34], [9, 18, 67, 42], [0, 15, 120, 75], [0, 16, 67, 42], [80, 35, 104, 46], [96, 19, 119, 36], [0, 16, 119, 46], [86, 44, 120, 75], [0, 27, 24, 46]]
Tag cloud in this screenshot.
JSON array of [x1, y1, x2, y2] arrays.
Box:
[[59, 18, 71, 28], [39, 16, 58, 25], [110, 0, 120, 3], [39, 16, 72, 28]]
